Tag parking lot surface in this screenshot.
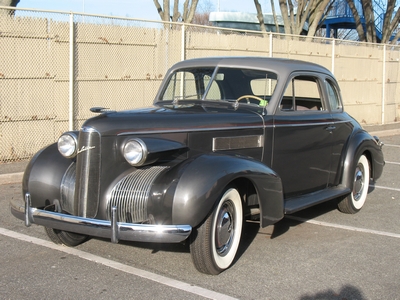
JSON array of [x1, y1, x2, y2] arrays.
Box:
[[1, 134, 399, 300]]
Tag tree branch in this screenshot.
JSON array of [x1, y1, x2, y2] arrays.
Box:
[[254, 0, 267, 32], [185, 0, 199, 24], [345, 0, 366, 42]]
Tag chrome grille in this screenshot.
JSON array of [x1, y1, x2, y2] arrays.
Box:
[[60, 162, 76, 214], [107, 166, 168, 223], [75, 126, 101, 218]]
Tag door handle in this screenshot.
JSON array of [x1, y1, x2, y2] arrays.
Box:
[[325, 125, 336, 131]]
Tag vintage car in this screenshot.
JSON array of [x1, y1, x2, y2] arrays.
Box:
[[11, 57, 384, 275]]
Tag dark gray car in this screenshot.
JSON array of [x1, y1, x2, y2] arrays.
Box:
[[11, 57, 384, 274]]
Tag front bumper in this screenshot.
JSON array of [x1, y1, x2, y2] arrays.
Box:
[[10, 193, 192, 244]]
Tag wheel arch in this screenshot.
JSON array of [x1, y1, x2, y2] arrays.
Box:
[[171, 153, 284, 228], [23, 143, 74, 208], [340, 130, 384, 189]]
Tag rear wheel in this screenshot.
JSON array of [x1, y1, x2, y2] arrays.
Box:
[[190, 187, 243, 275], [44, 227, 89, 247], [338, 154, 370, 214]]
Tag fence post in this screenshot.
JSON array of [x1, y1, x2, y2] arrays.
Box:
[[269, 33, 273, 57], [381, 44, 386, 125], [181, 23, 185, 61], [331, 39, 335, 75], [69, 13, 75, 131]]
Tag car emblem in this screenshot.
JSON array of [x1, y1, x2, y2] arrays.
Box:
[[77, 145, 95, 154]]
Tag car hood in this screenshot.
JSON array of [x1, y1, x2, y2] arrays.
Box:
[[82, 102, 265, 136]]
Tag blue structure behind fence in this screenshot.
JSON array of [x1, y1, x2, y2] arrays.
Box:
[[322, 0, 397, 41]]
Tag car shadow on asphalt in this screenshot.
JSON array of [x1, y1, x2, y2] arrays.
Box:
[[234, 220, 261, 263], [91, 219, 261, 271], [271, 181, 377, 239], [100, 237, 191, 254]]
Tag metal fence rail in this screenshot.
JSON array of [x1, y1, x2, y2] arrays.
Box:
[[1, 6, 399, 162]]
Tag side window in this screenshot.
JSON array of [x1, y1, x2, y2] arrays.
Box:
[[280, 76, 324, 111], [250, 78, 277, 99], [326, 79, 342, 112], [204, 74, 221, 99], [162, 71, 198, 101]]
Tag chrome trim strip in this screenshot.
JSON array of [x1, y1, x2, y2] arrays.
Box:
[[274, 120, 350, 128], [117, 120, 350, 135], [117, 125, 264, 136], [11, 195, 192, 244], [213, 135, 263, 151], [274, 121, 332, 128]]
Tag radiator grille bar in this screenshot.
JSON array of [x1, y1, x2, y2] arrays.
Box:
[[107, 166, 168, 223]]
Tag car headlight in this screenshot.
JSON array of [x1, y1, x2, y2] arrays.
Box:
[[58, 133, 78, 158], [123, 138, 147, 166]]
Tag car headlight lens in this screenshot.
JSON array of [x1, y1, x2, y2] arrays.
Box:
[[58, 133, 78, 158], [123, 138, 147, 166]]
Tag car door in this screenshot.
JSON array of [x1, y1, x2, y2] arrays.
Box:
[[324, 76, 354, 186], [272, 73, 334, 198]]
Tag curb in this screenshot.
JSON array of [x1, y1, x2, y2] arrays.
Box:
[[0, 172, 23, 185], [368, 129, 400, 138]]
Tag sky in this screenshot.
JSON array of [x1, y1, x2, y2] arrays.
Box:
[[17, 0, 274, 21]]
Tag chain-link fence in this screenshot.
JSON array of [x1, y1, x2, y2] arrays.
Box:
[[1, 6, 400, 162]]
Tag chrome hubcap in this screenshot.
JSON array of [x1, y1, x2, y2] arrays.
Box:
[[215, 201, 234, 256], [353, 166, 364, 201]]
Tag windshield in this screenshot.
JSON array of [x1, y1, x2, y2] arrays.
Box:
[[159, 67, 278, 106]]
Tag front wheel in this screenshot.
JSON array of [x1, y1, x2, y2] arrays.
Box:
[[338, 154, 370, 214], [190, 187, 243, 275], [44, 227, 89, 247]]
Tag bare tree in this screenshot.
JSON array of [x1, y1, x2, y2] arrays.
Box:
[[254, 0, 267, 32], [381, 0, 400, 43], [192, 0, 214, 26], [0, 0, 20, 15], [306, 0, 333, 37], [270, 0, 281, 33], [278, 0, 331, 37], [346, 0, 400, 44], [361, 0, 377, 42], [153, 0, 199, 23], [379, 0, 400, 44], [345, 0, 366, 41], [278, 0, 291, 35]]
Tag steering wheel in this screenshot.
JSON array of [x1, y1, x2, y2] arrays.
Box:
[[236, 95, 267, 106]]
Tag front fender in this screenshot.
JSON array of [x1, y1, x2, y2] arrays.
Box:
[[341, 129, 384, 189], [170, 153, 284, 228], [23, 143, 73, 208]]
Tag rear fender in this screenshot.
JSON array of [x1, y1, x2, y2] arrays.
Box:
[[171, 153, 284, 228], [341, 130, 384, 189]]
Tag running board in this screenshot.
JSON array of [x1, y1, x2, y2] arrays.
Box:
[[284, 186, 351, 214]]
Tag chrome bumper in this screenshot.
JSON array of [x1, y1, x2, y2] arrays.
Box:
[[10, 193, 192, 244]]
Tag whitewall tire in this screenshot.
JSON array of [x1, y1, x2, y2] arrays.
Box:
[[338, 154, 370, 214], [190, 187, 243, 275]]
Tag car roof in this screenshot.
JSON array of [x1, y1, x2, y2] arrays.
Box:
[[169, 57, 333, 78]]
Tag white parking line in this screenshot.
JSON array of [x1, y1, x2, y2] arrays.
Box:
[[286, 216, 400, 239], [384, 144, 400, 148], [372, 185, 400, 192], [0, 227, 237, 300], [385, 161, 400, 165]]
